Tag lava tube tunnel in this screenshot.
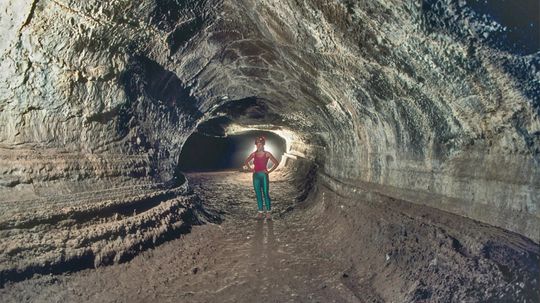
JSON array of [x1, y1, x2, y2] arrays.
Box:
[[0, 0, 538, 302], [177, 129, 286, 172]]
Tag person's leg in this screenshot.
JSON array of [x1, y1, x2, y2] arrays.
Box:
[[252, 172, 264, 212], [261, 173, 271, 212]]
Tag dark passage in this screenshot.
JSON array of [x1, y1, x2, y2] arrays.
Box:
[[178, 130, 286, 172]]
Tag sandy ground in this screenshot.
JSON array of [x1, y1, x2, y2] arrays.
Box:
[[0, 171, 359, 303], [1, 170, 538, 302]]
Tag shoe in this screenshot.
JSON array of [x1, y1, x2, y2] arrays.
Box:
[[265, 212, 272, 220], [256, 212, 264, 220]]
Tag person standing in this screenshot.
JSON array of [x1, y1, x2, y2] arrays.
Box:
[[244, 136, 279, 220]]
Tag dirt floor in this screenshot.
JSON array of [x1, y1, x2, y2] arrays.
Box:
[[0, 170, 538, 302], [0, 171, 360, 302]]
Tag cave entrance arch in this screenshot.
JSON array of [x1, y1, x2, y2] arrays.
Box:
[[178, 130, 286, 173]]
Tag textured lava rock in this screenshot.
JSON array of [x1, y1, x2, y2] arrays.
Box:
[[0, 0, 538, 288]]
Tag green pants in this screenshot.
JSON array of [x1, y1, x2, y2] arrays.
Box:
[[252, 172, 271, 211]]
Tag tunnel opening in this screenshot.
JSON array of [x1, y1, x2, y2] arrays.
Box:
[[177, 129, 287, 173], [175, 113, 322, 211]]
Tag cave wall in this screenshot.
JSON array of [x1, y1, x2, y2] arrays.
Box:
[[0, 0, 209, 194], [0, 0, 538, 240]]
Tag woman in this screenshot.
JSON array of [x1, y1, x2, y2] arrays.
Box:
[[244, 136, 280, 220]]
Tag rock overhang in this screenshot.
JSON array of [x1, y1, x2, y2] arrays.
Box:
[[0, 0, 538, 242]]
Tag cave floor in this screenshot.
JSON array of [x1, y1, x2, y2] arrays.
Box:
[[2, 170, 538, 302], [0, 171, 361, 303]]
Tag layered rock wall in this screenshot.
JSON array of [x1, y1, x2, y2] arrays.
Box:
[[0, 0, 538, 241]]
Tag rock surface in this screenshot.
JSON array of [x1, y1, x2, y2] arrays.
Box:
[[0, 180, 215, 286], [1, 0, 538, 239], [1, 171, 537, 302], [0, 0, 539, 298]]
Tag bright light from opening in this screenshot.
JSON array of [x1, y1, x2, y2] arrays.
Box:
[[225, 123, 297, 153], [253, 142, 277, 156], [224, 123, 300, 170]]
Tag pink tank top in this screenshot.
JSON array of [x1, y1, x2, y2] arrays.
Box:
[[253, 152, 269, 172]]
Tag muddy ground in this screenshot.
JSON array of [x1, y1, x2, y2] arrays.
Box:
[[0, 170, 538, 302]]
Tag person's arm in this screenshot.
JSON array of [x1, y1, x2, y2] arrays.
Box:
[[266, 152, 280, 173], [244, 152, 255, 172]]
